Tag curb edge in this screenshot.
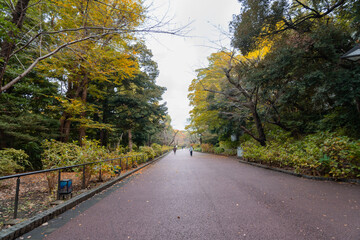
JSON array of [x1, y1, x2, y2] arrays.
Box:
[[237, 158, 360, 184], [0, 152, 170, 240]]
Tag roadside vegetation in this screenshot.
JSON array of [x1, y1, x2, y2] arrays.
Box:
[[187, 0, 360, 179], [0, 0, 182, 177]]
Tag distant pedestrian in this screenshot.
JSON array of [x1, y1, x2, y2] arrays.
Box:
[[189, 146, 193, 156], [173, 146, 177, 154]]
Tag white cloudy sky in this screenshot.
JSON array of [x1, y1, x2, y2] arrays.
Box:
[[145, 0, 241, 130]]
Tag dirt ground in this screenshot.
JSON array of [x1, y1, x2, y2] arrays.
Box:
[[0, 166, 137, 230]]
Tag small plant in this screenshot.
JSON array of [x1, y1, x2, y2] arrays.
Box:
[[214, 147, 224, 154], [151, 143, 162, 156], [0, 148, 30, 176], [139, 146, 156, 160]]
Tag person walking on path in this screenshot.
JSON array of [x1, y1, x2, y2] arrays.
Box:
[[173, 146, 177, 154], [189, 146, 193, 156]]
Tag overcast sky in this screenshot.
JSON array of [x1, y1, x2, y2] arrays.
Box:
[[145, 0, 241, 130]]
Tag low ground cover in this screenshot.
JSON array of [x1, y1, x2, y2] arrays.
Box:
[[196, 131, 360, 180]]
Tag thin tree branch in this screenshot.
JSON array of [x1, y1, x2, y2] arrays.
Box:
[[294, 0, 321, 16], [240, 126, 261, 142], [1, 32, 114, 92]]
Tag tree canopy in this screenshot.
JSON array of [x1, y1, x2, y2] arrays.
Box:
[[0, 0, 178, 169], [188, 0, 360, 148]]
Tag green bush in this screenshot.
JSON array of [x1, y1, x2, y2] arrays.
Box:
[[242, 131, 360, 179], [139, 146, 156, 160], [0, 148, 30, 176], [214, 147, 224, 154], [151, 143, 162, 156], [223, 149, 237, 156], [41, 139, 80, 169], [219, 140, 238, 150], [161, 145, 172, 153]]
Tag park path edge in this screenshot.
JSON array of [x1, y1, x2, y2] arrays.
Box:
[[0, 152, 170, 240]]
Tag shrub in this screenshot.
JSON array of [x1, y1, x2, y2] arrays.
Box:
[[192, 144, 200, 149], [161, 145, 172, 153], [122, 151, 144, 168], [41, 139, 80, 169], [41, 139, 108, 190], [139, 146, 156, 160], [76, 139, 108, 187], [0, 148, 30, 176], [201, 144, 214, 153], [219, 140, 238, 150], [151, 143, 162, 156], [214, 147, 225, 154], [224, 149, 237, 156], [242, 131, 360, 179], [41, 140, 79, 192]]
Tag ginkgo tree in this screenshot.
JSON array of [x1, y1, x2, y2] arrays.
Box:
[[0, 0, 180, 168], [0, 0, 185, 93], [188, 45, 272, 146], [187, 52, 231, 143], [188, 0, 360, 150]]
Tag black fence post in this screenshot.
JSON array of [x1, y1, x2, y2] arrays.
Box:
[[57, 170, 61, 200], [13, 177, 20, 219], [82, 165, 86, 189], [126, 157, 129, 169]]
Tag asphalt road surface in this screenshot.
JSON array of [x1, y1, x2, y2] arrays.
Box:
[[22, 150, 360, 240]]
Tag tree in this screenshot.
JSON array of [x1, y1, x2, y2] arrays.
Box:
[[230, 0, 348, 55], [0, 0, 186, 93], [188, 49, 271, 146]]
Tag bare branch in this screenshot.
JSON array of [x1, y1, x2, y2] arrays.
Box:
[[4, 0, 15, 11], [14, 54, 25, 70], [1, 32, 114, 92], [168, 130, 179, 146], [240, 126, 261, 142], [10, 24, 187, 58], [25, 0, 43, 11], [259, 0, 346, 37], [294, 0, 321, 16]]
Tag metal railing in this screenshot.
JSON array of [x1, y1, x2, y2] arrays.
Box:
[[0, 153, 151, 220]]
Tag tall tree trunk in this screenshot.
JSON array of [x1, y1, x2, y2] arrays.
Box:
[[60, 113, 72, 142], [128, 129, 133, 152], [251, 106, 266, 146], [63, 119, 71, 143], [116, 133, 123, 149], [0, 130, 7, 149], [0, 0, 31, 90], [79, 75, 88, 146], [100, 97, 109, 146], [356, 97, 360, 120]]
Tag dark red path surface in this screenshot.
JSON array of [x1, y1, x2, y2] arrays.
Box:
[[23, 150, 360, 240]]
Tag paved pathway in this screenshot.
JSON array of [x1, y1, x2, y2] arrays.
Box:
[[22, 150, 360, 240]]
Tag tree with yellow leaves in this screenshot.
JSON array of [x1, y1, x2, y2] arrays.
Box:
[[188, 46, 271, 146], [0, 0, 186, 93]]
